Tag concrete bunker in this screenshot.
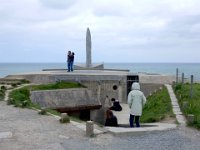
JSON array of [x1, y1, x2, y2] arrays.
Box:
[[6, 70, 171, 124], [30, 88, 101, 121], [25, 71, 139, 123]]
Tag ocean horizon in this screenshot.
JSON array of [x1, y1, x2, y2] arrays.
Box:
[[0, 62, 200, 81]]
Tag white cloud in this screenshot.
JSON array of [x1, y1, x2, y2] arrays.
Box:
[[0, 0, 200, 62], [39, 0, 76, 9]]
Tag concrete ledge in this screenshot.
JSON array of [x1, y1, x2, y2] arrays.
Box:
[[105, 123, 177, 135], [30, 88, 101, 111], [0, 131, 13, 139]]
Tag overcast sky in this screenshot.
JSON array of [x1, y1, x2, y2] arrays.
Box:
[[1, 0, 200, 63]]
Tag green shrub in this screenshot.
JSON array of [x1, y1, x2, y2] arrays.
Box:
[[8, 88, 31, 108], [38, 108, 47, 115], [0, 86, 6, 101], [1, 86, 6, 91], [60, 113, 70, 123], [20, 79, 30, 84], [174, 83, 182, 92], [11, 83, 17, 88], [0, 90, 4, 101]]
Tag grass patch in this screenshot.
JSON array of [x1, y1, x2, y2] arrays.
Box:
[[45, 108, 61, 116], [28, 81, 85, 91], [140, 87, 174, 123], [0, 79, 29, 85], [0, 79, 30, 101], [69, 116, 85, 123], [8, 87, 34, 108], [173, 83, 200, 129]]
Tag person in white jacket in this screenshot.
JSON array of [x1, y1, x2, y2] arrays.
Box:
[[128, 82, 146, 127]]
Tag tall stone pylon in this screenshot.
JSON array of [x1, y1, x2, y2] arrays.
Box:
[[74, 28, 103, 70], [86, 28, 92, 68]]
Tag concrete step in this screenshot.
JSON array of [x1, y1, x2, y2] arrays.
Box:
[[112, 103, 130, 125]]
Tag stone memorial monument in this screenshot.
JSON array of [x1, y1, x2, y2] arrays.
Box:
[[74, 27, 104, 69], [86, 28, 92, 68]]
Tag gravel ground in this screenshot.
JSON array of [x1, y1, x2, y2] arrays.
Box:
[[59, 127, 200, 150], [1, 101, 200, 150], [0, 101, 84, 150]]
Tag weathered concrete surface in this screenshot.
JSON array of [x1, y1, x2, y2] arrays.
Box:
[[140, 83, 164, 97], [139, 73, 175, 84], [30, 88, 101, 110], [0, 131, 12, 139], [0, 101, 85, 150], [74, 63, 104, 70], [5, 70, 175, 84], [165, 84, 186, 126]]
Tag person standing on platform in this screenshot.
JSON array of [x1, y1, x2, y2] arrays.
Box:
[[67, 51, 71, 72], [70, 52, 75, 72], [128, 82, 146, 127]]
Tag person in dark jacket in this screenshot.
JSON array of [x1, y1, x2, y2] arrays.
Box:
[[110, 98, 122, 111], [67, 51, 75, 72], [105, 109, 118, 127]]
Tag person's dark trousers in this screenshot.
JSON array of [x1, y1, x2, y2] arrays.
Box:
[[70, 61, 74, 71], [129, 114, 140, 127], [68, 61, 73, 72], [67, 62, 70, 72]]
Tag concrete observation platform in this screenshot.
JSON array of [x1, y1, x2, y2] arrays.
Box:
[[6, 69, 132, 77], [5, 69, 175, 85], [4, 69, 178, 135]]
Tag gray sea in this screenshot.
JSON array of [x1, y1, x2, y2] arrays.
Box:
[[0, 63, 200, 81]]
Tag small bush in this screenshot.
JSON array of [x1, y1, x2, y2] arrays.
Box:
[[0, 86, 6, 101], [21, 79, 30, 84], [11, 83, 17, 88], [174, 83, 182, 92], [0, 90, 4, 101], [1, 86, 6, 91], [8, 88, 31, 108], [38, 108, 47, 115], [7, 98, 13, 105], [60, 114, 70, 123], [22, 100, 29, 107]]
